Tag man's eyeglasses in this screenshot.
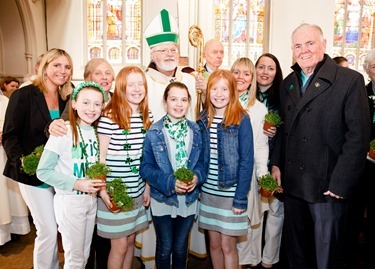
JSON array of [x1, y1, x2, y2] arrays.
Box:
[[153, 48, 179, 54]]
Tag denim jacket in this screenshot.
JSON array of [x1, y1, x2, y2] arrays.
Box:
[[197, 113, 254, 210], [140, 118, 207, 207]]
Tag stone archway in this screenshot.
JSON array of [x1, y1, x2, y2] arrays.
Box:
[[0, 0, 47, 79], [15, 0, 47, 78]]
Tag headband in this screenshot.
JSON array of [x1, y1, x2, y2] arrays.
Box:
[[71, 81, 105, 101]]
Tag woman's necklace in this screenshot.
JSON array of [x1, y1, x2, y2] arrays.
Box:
[[44, 91, 59, 110], [122, 114, 146, 174], [76, 124, 100, 169]]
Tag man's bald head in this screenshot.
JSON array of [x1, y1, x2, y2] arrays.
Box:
[[204, 39, 224, 72]]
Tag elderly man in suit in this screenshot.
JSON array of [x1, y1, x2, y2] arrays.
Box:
[[270, 23, 370, 269]]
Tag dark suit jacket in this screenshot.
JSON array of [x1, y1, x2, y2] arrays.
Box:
[[271, 55, 370, 202], [366, 81, 375, 139], [2, 84, 67, 186]]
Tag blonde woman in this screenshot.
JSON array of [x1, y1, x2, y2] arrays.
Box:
[[2, 48, 73, 269]]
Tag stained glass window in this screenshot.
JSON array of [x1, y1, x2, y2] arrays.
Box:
[[87, 0, 142, 65], [333, 0, 375, 71], [214, 0, 268, 67]]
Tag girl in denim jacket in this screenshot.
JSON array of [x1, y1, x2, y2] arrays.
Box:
[[197, 69, 254, 269], [140, 82, 206, 269]]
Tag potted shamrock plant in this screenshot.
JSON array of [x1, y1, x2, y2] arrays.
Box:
[[369, 139, 375, 159], [86, 162, 111, 182], [173, 167, 195, 183], [106, 178, 134, 213], [21, 145, 44, 176], [263, 111, 283, 131], [258, 174, 279, 198]]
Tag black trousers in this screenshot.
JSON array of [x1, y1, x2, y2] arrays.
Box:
[[282, 194, 347, 269]]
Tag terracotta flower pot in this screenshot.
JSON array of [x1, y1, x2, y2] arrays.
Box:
[[96, 175, 107, 191], [263, 121, 275, 132], [260, 187, 274, 198], [369, 148, 375, 159], [109, 201, 121, 213], [97, 175, 107, 183], [108, 195, 121, 213]]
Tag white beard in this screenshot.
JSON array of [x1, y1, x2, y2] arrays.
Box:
[[156, 59, 177, 72]]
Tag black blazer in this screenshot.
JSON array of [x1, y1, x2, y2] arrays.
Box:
[[2, 84, 67, 186], [366, 81, 375, 140]]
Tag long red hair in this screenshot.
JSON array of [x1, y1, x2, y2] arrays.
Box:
[[202, 69, 246, 128], [103, 66, 152, 130]]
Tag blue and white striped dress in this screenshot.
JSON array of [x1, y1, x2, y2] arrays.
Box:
[[198, 116, 248, 236], [96, 113, 151, 238]]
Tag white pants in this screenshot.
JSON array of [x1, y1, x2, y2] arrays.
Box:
[[54, 194, 97, 269], [19, 183, 59, 269], [238, 196, 284, 265]]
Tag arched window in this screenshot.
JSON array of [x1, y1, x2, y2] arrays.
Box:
[[108, 47, 121, 62], [333, 0, 375, 71], [213, 0, 269, 67], [87, 0, 142, 65], [89, 47, 102, 59], [126, 47, 140, 62]]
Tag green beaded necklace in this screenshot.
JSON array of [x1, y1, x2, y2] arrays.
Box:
[[76, 123, 100, 169], [122, 114, 146, 174]]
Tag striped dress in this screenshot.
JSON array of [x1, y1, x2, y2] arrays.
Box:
[[96, 113, 151, 238], [198, 116, 248, 236]]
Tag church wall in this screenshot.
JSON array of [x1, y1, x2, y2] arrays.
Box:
[[46, 0, 86, 80], [0, 0, 345, 82], [0, 0, 47, 80], [270, 0, 335, 75], [0, 0, 27, 78]]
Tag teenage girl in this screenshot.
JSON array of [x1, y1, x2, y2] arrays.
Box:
[[48, 57, 115, 268], [140, 81, 206, 269], [36, 81, 106, 268], [97, 66, 152, 269], [197, 69, 254, 269]]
